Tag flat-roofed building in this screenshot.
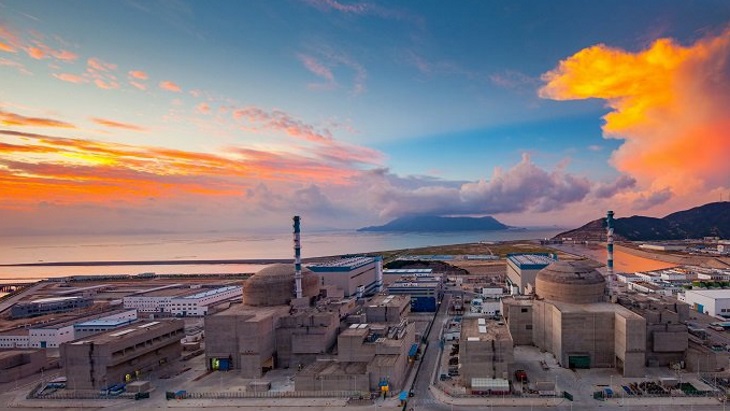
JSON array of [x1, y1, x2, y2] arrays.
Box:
[[73, 310, 139, 338], [387, 278, 442, 312], [382, 269, 433, 286], [308, 257, 379, 297], [167, 285, 242, 316], [679, 289, 730, 319], [506, 254, 556, 294], [0, 328, 29, 349], [364, 295, 410, 323], [61, 320, 184, 390], [122, 286, 190, 312], [11, 296, 92, 319], [460, 317, 513, 386], [29, 309, 139, 349], [204, 304, 289, 377]]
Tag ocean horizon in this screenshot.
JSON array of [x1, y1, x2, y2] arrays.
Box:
[[0, 228, 563, 281]]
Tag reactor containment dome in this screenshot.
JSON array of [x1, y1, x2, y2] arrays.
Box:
[[243, 264, 319, 306], [535, 260, 605, 304]]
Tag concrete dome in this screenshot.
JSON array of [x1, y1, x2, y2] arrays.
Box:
[[535, 260, 605, 304], [243, 264, 319, 306]]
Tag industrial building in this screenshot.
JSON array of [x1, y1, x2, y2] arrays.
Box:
[[382, 268, 433, 286], [459, 317, 513, 387], [205, 263, 335, 377], [679, 289, 730, 319], [386, 277, 442, 312], [502, 260, 648, 377], [27, 309, 139, 349], [295, 320, 416, 393], [308, 256, 382, 297], [616, 293, 689, 368], [11, 296, 92, 319], [60, 319, 184, 390], [0, 350, 47, 383], [505, 254, 556, 294], [167, 285, 242, 316], [0, 329, 29, 349], [364, 295, 411, 323], [123, 285, 241, 315]]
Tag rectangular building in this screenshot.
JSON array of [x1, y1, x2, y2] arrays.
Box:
[[506, 254, 555, 294], [0, 350, 47, 383], [386, 278, 441, 312], [308, 257, 379, 297], [61, 320, 184, 390], [167, 286, 242, 316], [11, 296, 92, 319], [460, 317, 514, 386], [679, 289, 730, 319]]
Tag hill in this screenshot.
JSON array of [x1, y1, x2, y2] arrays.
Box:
[[553, 202, 730, 241], [358, 215, 509, 232]]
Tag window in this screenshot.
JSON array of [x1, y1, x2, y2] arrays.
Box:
[[526, 325, 533, 330], [521, 308, 528, 313]]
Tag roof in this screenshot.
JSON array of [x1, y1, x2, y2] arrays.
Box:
[[536, 260, 604, 285], [685, 289, 730, 299], [70, 320, 182, 345], [383, 268, 433, 274], [28, 296, 83, 304], [74, 318, 135, 327], [178, 285, 241, 300], [507, 254, 555, 269], [308, 256, 374, 272]]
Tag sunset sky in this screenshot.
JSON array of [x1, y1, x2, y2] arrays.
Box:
[[1, 0, 729, 235]]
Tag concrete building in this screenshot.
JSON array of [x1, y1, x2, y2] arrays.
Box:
[[123, 286, 191, 313], [28, 309, 139, 349], [679, 289, 730, 319], [60, 320, 184, 390], [73, 310, 139, 338], [296, 320, 416, 393], [505, 254, 556, 294], [11, 296, 92, 319], [459, 317, 513, 387], [364, 295, 411, 323], [382, 269, 433, 286], [501, 297, 533, 345], [167, 285, 242, 316], [502, 260, 647, 377], [308, 257, 380, 297], [616, 294, 689, 368], [386, 276, 442, 312], [0, 350, 47, 383], [275, 310, 340, 369]]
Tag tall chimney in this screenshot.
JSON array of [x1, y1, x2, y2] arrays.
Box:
[[606, 210, 614, 280], [375, 256, 384, 293], [293, 216, 303, 299]]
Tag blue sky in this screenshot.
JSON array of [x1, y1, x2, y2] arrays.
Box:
[[1, 0, 729, 234]]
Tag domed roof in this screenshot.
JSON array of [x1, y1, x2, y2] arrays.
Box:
[[251, 263, 313, 280], [243, 264, 318, 307], [536, 260, 605, 285], [534, 260, 605, 304]]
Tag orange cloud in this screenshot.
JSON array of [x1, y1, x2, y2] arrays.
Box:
[[0, 109, 75, 128], [128, 70, 148, 80], [130, 81, 147, 91], [94, 79, 119, 90], [0, 130, 364, 209], [195, 102, 211, 114], [540, 29, 730, 197], [26, 46, 45, 59], [87, 57, 117, 72], [92, 118, 148, 132], [0, 41, 14, 53], [52, 49, 78, 61], [159, 80, 181, 92], [53, 73, 86, 84]]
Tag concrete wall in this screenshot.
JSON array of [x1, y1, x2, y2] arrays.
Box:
[[0, 350, 47, 383], [61, 320, 183, 390], [502, 298, 533, 345], [614, 312, 646, 377]]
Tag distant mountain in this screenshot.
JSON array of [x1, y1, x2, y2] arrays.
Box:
[[553, 202, 730, 241], [358, 215, 510, 232]]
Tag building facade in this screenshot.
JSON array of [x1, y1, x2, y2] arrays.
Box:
[[61, 320, 184, 390], [308, 257, 379, 297], [11, 296, 92, 319], [505, 254, 556, 294], [679, 289, 730, 319]]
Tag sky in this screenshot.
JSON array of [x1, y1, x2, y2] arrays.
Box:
[[1, 0, 729, 235]]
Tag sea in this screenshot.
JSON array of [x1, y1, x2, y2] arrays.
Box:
[[0, 228, 564, 283]]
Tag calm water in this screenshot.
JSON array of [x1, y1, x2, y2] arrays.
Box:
[[0, 228, 563, 281], [551, 243, 677, 272]]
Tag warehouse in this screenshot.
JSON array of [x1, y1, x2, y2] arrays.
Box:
[[386, 278, 442, 312], [308, 256, 381, 297], [505, 254, 556, 294], [11, 296, 92, 319], [679, 289, 730, 319], [459, 317, 513, 387], [167, 285, 242, 316]]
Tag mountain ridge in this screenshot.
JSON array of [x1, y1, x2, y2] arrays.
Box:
[[553, 202, 730, 241], [358, 215, 510, 232]]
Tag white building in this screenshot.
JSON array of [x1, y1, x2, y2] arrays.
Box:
[[28, 309, 139, 349], [123, 285, 190, 312], [0, 329, 29, 349], [679, 289, 730, 319], [167, 286, 242, 316]]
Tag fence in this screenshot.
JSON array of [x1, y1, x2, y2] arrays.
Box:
[[172, 390, 368, 400]]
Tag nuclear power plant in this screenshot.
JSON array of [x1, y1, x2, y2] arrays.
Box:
[[204, 216, 416, 392]]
